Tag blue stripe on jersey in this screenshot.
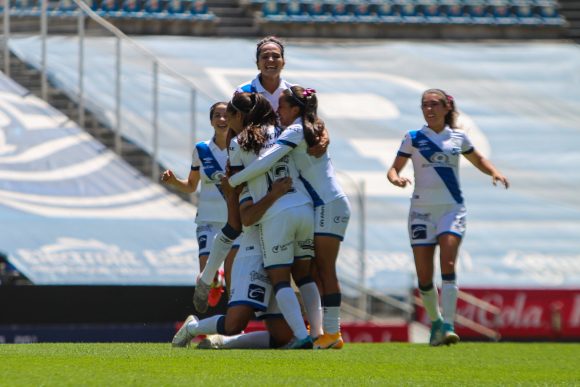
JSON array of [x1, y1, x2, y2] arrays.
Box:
[[240, 84, 257, 93], [277, 139, 297, 148], [462, 147, 474, 155], [298, 175, 324, 207], [191, 165, 200, 171], [196, 142, 225, 198], [239, 196, 253, 205], [314, 232, 344, 241], [397, 151, 411, 158], [410, 130, 464, 204]]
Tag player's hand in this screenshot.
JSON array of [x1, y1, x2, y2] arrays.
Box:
[[271, 177, 293, 198], [492, 174, 509, 189], [307, 128, 330, 158], [390, 176, 412, 188], [161, 169, 176, 185], [220, 176, 243, 199]]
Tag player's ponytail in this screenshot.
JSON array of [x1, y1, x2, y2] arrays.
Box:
[[285, 86, 325, 147]]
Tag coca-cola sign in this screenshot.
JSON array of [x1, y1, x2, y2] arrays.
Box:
[[417, 288, 580, 340]]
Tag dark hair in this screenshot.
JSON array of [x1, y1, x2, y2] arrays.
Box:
[[227, 92, 277, 155], [256, 36, 285, 62], [280, 85, 325, 147], [422, 88, 459, 129], [209, 101, 227, 121]]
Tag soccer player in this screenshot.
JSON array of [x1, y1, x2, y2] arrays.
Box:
[[172, 177, 295, 349], [228, 92, 322, 348], [161, 102, 237, 308], [224, 86, 350, 349], [235, 36, 292, 111], [386, 89, 509, 346]]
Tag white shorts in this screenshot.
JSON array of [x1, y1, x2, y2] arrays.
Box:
[[228, 253, 280, 318], [315, 196, 351, 241], [259, 204, 315, 269], [196, 222, 240, 257], [408, 203, 466, 246]]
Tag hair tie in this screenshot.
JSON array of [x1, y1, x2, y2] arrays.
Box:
[[446, 95, 454, 104], [303, 88, 316, 98]]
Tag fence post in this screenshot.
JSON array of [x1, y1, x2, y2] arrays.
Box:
[[151, 61, 159, 180], [114, 37, 122, 154], [40, 0, 48, 101], [358, 180, 367, 315], [3, 0, 10, 77], [77, 11, 85, 128]]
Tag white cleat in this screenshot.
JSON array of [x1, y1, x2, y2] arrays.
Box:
[[193, 278, 211, 313], [171, 315, 197, 348], [197, 334, 226, 349]]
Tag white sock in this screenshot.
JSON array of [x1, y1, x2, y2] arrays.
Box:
[[442, 280, 458, 327], [419, 285, 442, 322], [275, 286, 309, 340], [323, 306, 340, 334], [200, 231, 233, 285], [298, 282, 323, 338], [188, 315, 221, 336], [221, 331, 271, 349]]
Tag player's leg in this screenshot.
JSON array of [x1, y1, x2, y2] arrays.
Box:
[[195, 223, 242, 312], [437, 204, 466, 345]]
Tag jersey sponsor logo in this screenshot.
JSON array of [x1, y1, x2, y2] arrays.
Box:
[[411, 211, 431, 221], [298, 239, 314, 251], [411, 224, 427, 240], [451, 147, 461, 155], [250, 270, 270, 284], [198, 235, 207, 249], [248, 284, 266, 302], [272, 241, 293, 253], [319, 205, 326, 228], [245, 245, 255, 252]]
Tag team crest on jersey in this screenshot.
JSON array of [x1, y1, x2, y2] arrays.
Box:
[[210, 171, 225, 182], [248, 284, 266, 302], [411, 224, 427, 240], [430, 152, 449, 164]]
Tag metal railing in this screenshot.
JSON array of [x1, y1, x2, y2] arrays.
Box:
[[2, 0, 199, 180]]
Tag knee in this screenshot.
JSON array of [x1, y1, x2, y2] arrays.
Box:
[[224, 320, 246, 336]]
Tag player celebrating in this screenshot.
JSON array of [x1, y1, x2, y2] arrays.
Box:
[[224, 86, 350, 349], [161, 102, 237, 309], [386, 89, 509, 346]]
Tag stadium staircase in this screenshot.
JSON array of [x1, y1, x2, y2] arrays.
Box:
[[206, 0, 259, 36], [0, 40, 192, 202], [559, 0, 580, 39]]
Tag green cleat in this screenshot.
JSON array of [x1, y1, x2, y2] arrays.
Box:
[[429, 318, 444, 346]]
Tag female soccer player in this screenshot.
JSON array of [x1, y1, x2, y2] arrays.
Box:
[[224, 86, 350, 349], [161, 101, 237, 308], [228, 92, 322, 348], [386, 89, 509, 346]]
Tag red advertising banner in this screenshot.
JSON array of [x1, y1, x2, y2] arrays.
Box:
[[417, 288, 580, 340], [245, 320, 409, 342]]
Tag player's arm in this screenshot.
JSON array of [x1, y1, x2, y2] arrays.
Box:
[[161, 168, 200, 193], [227, 143, 293, 188], [387, 154, 412, 188], [463, 149, 509, 189], [239, 177, 293, 227]]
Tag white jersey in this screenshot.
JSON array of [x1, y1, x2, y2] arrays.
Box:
[[235, 75, 293, 111], [229, 118, 345, 207], [229, 125, 311, 222], [191, 138, 228, 223], [397, 125, 474, 205], [236, 187, 263, 259]]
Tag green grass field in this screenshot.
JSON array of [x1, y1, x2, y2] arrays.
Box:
[[1, 342, 579, 386]]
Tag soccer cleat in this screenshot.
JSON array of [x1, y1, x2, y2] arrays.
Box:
[[280, 336, 314, 349], [193, 278, 211, 313], [171, 315, 197, 348], [197, 334, 226, 349], [208, 269, 225, 308], [429, 318, 444, 347], [442, 323, 460, 346], [313, 332, 344, 349]]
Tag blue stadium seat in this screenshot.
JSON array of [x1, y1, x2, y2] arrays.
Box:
[[399, 2, 426, 23], [332, 2, 357, 22], [441, 1, 471, 24], [120, 0, 144, 16], [490, 4, 519, 25], [510, 2, 542, 25], [12, 0, 41, 17], [376, 2, 403, 23], [97, 0, 123, 17], [142, 0, 166, 18], [353, 3, 381, 22], [305, 1, 333, 22], [535, 3, 565, 25]]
